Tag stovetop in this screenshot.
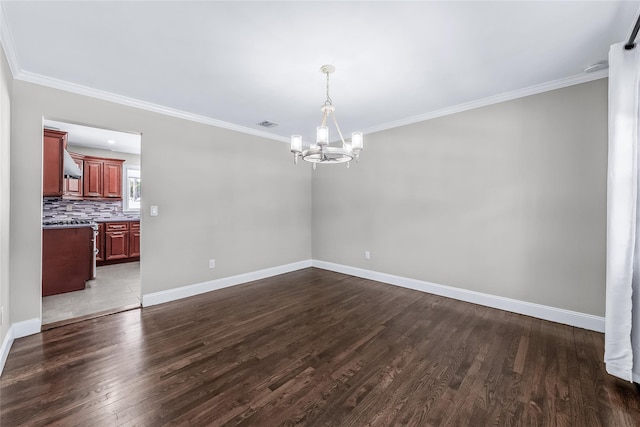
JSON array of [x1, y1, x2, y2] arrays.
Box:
[[43, 219, 97, 229]]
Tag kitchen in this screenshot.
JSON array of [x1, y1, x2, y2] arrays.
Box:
[[41, 120, 142, 327]]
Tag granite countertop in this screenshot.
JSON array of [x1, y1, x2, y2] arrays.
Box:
[[42, 216, 140, 226], [94, 217, 140, 223], [42, 219, 96, 229]]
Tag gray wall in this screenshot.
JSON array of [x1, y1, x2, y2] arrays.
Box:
[[10, 80, 311, 324], [0, 45, 11, 348], [5, 62, 608, 327], [312, 79, 608, 316]]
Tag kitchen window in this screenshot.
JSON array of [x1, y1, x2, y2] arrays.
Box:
[[123, 165, 140, 212]]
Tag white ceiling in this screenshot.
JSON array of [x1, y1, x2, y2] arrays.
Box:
[[44, 119, 141, 155], [2, 1, 639, 145]]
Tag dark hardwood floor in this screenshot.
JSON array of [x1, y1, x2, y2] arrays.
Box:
[[1, 268, 638, 426]]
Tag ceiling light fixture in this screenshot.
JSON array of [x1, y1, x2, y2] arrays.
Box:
[[290, 65, 363, 168]]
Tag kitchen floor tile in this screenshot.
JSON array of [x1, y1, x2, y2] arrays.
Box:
[[42, 262, 141, 325]]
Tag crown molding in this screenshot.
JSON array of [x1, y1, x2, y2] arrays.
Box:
[[15, 70, 290, 143], [17, 68, 608, 144], [360, 69, 609, 136], [0, 1, 20, 77]]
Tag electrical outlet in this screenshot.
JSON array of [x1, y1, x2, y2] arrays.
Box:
[[365, 251, 371, 260], [209, 259, 216, 269]]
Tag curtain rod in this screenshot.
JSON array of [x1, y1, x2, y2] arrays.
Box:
[[626, 14, 640, 50]]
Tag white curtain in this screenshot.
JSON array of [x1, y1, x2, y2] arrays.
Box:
[[606, 41, 640, 382]]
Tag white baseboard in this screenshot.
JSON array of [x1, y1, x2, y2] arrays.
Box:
[[13, 318, 41, 338], [312, 260, 605, 333], [0, 317, 40, 377], [0, 326, 14, 377], [142, 260, 313, 307], [0, 259, 606, 378], [142, 258, 604, 331]]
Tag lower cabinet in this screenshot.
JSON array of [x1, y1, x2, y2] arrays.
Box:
[[129, 222, 141, 258], [105, 223, 129, 260], [97, 221, 140, 265], [42, 227, 93, 296]]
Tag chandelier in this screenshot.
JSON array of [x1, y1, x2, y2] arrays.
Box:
[[290, 65, 363, 167]]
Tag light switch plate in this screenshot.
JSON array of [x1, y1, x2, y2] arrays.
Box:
[[150, 206, 158, 216]]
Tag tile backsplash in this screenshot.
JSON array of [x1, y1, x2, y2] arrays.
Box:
[[43, 197, 140, 221]]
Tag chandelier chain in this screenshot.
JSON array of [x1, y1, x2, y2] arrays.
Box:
[[325, 71, 333, 106]]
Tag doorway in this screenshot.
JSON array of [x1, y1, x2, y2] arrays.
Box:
[[41, 119, 142, 328]]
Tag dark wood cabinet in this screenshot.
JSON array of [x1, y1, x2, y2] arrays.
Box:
[[58, 153, 125, 200], [43, 129, 67, 197], [63, 152, 84, 199], [129, 222, 140, 258], [43, 134, 125, 200], [83, 158, 104, 198], [82, 156, 124, 199], [103, 160, 123, 198], [98, 221, 139, 265], [105, 222, 129, 260], [42, 226, 93, 296]]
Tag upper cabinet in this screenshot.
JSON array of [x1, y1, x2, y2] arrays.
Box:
[[83, 157, 104, 198], [82, 156, 124, 200], [43, 129, 67, 197], [103, 160, 123, 198], [42, 128, 125, 200]]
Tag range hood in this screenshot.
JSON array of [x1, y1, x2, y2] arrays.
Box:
[[63, 149, 82, 179]]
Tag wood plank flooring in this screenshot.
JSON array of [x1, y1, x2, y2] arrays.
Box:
[[1, 268, 638, 426]]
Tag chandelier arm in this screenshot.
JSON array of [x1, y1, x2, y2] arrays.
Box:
[[320, 109, 329, 127], [330, 111, 348, 147]]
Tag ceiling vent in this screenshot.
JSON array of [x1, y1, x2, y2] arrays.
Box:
[[258, 120, 279, 128], [584, 60, 608, 73]]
